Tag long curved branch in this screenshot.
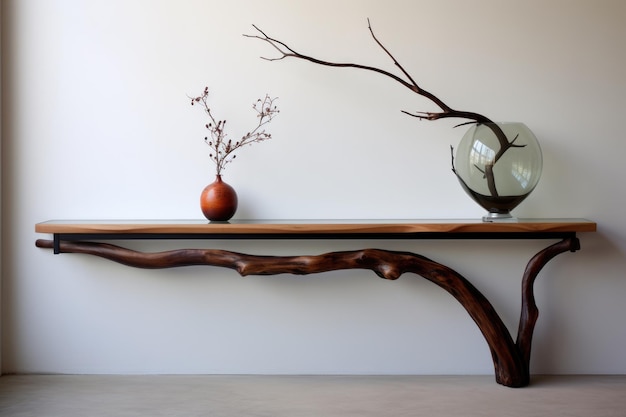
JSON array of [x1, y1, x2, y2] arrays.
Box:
[[245, 21, 524, 197], [244, 22, 493, 126], [37, 238, 527, 387], [244, 25, 418, 99]]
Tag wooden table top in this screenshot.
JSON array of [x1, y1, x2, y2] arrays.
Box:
[[35, 219, 597, 235]]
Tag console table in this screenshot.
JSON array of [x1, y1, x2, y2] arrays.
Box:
[[35, 219, 596, 388]]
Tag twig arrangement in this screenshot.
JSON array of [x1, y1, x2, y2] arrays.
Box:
[[245, 21, 525, 197], [190, 87, 279, 176]]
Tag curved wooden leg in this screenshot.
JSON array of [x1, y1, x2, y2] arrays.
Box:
[[516, 237, 581, 371]]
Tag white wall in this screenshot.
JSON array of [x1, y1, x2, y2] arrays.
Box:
[[0, 0, 3, 372], [2, 0, 625, 375]]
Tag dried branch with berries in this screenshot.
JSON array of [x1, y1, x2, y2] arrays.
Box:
[[190, 87, 279, 176]]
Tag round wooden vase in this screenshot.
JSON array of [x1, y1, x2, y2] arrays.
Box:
[[200, 175, 238, 221]]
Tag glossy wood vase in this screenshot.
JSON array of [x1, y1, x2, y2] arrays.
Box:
[[200, 175, 238, 221]]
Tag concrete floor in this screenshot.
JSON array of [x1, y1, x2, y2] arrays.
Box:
[[1, 375, 625, 417]]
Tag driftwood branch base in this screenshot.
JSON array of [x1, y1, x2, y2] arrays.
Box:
[[35, 235, 581, 388]]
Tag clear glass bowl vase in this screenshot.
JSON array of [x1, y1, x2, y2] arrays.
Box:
[[453, 122, 543, 221]]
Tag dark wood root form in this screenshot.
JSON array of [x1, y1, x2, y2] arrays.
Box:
[[36, 237, 580, 387]]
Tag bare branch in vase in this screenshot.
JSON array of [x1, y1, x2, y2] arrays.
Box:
[[245, 20, 527, 197]]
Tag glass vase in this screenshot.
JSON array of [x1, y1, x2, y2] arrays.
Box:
[[453, 122, 543, 221]]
